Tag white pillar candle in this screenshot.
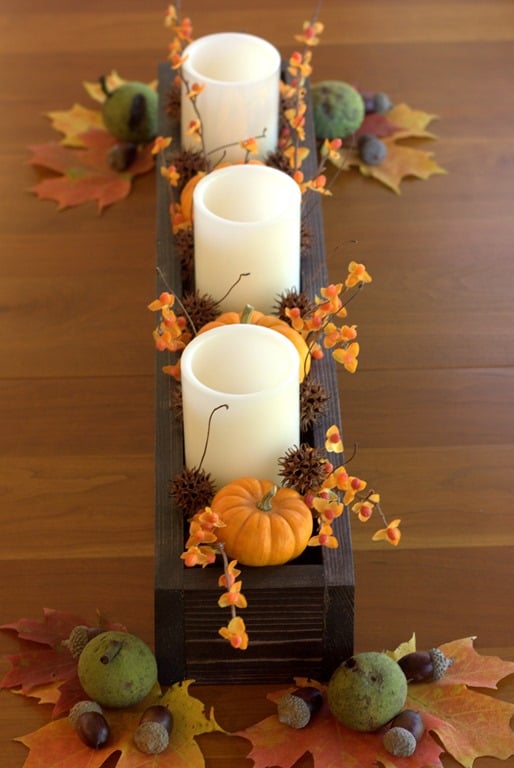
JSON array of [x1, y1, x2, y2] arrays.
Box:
[[180, 324, 299, 488], [180, 32, 280, 164], [193, 164, 301, 313]]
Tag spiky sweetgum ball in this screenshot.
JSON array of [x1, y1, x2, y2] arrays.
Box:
[[312, 80, 365, 139], [102, 82, 158, 144], [327, 652, 408, 731], [77, 631, 157, 708]]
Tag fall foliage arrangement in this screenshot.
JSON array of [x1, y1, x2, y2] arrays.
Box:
[[148, 5, 410, 652], [11, 5, 513, 768], [1, 609, 514, 767]]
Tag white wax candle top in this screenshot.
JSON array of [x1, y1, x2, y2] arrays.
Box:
[[193, 164, 301, 313], [181, 32, 280, 164], [180, 324, 300, 487]]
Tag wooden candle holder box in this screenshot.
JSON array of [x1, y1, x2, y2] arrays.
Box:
[[154, 63, 355, 685]]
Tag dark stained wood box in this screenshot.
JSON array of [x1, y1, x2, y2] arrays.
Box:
[[154, 63, 354, 685]]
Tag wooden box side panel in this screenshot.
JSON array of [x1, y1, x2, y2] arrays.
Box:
[[154, 62, 355, 684]]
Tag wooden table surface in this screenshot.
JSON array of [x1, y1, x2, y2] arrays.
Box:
[[1, 1, 513, 766]]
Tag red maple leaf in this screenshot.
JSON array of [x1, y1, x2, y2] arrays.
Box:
[[1, 607, 125, 717], [28, 128, 155, 211], [238, 638, 514, 768]]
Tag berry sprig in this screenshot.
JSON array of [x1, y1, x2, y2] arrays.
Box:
[[284, 261, 372, 374], [181, 507, 249, 650]]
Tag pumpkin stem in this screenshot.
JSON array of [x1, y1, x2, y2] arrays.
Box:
[[241, 304, 255, 324], [257, 484, 278, 511]]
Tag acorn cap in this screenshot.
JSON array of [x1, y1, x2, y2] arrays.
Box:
[[68, 700, 103, 727], [134, 721, 170, 755], [430, 647, 454, 681], [383, 726, 417, 757]]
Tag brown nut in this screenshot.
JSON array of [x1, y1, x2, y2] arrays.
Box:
[[398, 648, 453, 682], [75, 710, 110, 749], [139, 704, 173, 734], [390, 709, 425, 742], [134, 704, 173, 755]]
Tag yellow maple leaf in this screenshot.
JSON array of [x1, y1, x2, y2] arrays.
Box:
[[330, 101, 447, 193], [357, 139, 447, 194], [83, 70, 158, 104], [17, 680, 225, 768], [386, 102, 440, 139], [83, 69, 127, 104], [45, 103, 104, 147]]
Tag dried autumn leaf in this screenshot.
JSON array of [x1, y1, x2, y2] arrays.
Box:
[[405, 637, 514, 768], [28, 128, 155, 211], [17, 681, 224, 768], [240, 678, 443, 768], [238, 637, 514, 768], [1, 607, 125, 717], [358, 139, 446, 194], [83, 69, 127, 104], [45, 103, 105, 147], [332, 102, 447, 193], [83, 70, 158, 105]]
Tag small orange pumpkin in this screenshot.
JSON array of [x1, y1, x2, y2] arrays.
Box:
[[198, 305, 311, 382], [211, 478, 313, 566]]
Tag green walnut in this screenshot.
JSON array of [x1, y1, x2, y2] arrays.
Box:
[[327, 651, 408, 731], [100, 78, 158, 144], [77, 631, 158, 708], [311, 80, 365, 139]]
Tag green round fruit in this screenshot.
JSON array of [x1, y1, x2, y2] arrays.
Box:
[[327, 651, 407, 731], [77, 631, 158, 708], [312, 80, 365, 139], [101, 81, 158, 144]]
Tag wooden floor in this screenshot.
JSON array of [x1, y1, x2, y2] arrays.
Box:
[[1, 1, 513, 766]]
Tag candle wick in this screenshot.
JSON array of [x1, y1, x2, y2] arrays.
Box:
[[198, 404, 229, 471]]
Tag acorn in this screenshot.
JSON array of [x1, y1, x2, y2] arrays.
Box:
[[276, 686, 323, 729], [362, 91, 393, 114], [107, 142, 138, 171], [134, 705, 173, 754], [63, 625, 105, 658], [383, 709, 425, 757], [397, 648, 454, 683], [357, 134, 387, 165], [68, 699, 103, 727], [72, 708, 110, 749]]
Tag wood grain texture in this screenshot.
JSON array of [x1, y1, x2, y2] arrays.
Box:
[[0, 0, 513, 766]]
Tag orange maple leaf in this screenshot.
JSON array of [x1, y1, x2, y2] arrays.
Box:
[[28, 128, 155, 211], [16, 680, 224, 768], [238, 637, 514, 768]]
